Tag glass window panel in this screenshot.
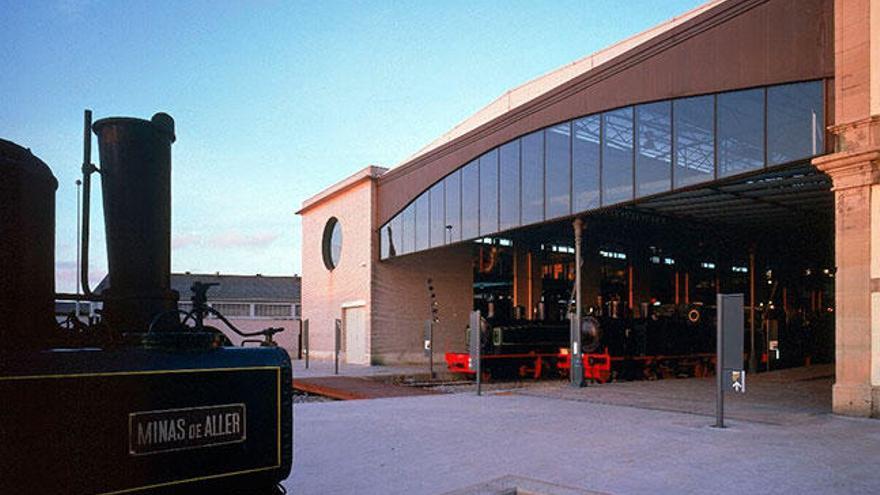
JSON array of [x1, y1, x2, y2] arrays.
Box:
[[635, 101, 672, 197], [499, 140, 521, 231], [210, 303, 250, 317], [545, 122, 571, 219], [444, 170, 461, 244], [389, 213, 402, 258], [674, 95, 715, 188], [461, 160, 480, 240], [415, 193, 429, 251], [254, 304, 292, 318], [401, 203, 415, 254], [767, 81, 824, 166], [718, 88, 765, 177], [602, 107, 634, 205], [573, 115, 601, 212], [479, 149, 499, 236], [521, 130, 545, 225], [380, 221, 390, 260], [429, 181, 445, 248]]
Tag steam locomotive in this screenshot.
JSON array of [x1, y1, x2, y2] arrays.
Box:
[[0, 113, 292, 494], [446, 302, 718, 382]]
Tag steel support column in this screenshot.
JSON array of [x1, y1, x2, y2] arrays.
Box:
[[571, 218, 585, 387], [748, 247, 757, 374]]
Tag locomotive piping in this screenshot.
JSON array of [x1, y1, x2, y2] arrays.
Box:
[[79, 109, 99, 299]]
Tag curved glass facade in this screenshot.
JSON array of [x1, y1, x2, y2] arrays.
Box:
[[381, 80, 825, 260]]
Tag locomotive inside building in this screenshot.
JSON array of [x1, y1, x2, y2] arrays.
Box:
[[451, 164, 835, 383], [0, 112, 292, 494]]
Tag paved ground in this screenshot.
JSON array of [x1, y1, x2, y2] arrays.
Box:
[[518, 364, 833, 425], [291, 357, 436, 379], [285, 365, 880, 495], [293, 375, 439, 400]]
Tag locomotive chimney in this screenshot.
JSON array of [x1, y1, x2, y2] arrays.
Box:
[[92, 113, 178, 332]]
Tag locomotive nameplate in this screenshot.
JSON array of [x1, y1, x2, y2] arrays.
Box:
[[1, 363, 283, 494], [129, 403, 246, 455]]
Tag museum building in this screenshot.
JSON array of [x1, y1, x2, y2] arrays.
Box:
[[298, 0, 880, 416]]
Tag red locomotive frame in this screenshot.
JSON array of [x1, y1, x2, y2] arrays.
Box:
[[445, 348, 715, 383]]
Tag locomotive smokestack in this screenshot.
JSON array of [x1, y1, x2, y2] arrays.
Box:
[[92, 113, 178, 332]]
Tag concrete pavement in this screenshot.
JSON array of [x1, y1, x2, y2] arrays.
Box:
[[519, 364, 833, 426], [291, 357, 437, 379], [285, 386, 880, 494]]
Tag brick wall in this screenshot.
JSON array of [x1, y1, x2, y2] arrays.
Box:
[[371, 243, 472, 364], [301, 178, 374, 359], [302, 168, 476, 365]]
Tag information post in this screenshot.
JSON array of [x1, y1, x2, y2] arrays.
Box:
[[715, 293, 745, 428], [469, 310, 481, 396]]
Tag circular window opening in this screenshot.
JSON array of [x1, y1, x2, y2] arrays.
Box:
[[322, 217, 343, 270]]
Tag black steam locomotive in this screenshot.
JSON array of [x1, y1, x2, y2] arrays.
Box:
[[0, 113, 292, 494], [448, 302, 717, 382]]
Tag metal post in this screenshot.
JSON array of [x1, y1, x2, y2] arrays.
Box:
[[748, 248, 756, 374], [297, 319, 303, 360], [424, 319, 435, 380], [469, 311, 481, 396], [715, 302, 724, 428], [571, 218, 585, 387], [304, 319, 310, 369], [75, 179, 82, 319], [425, 277, 439, 381], [334, 318, 341, 375], [715, 293, 745, 428], [80, 109, 95, 298]]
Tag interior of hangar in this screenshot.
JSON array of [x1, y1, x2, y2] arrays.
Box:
[[452, 163, 835, 383]]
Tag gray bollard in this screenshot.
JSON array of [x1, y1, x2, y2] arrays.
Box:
[[304, 319, 310, 369], [334, 318, 342, 375]]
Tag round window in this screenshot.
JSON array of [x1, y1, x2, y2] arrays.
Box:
[[322, 217, 343, 270]]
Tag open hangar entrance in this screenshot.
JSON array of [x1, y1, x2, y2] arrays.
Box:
[[455, 162, 834, 390]]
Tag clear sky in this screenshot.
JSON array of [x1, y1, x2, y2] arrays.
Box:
[[1, 0, 705, 293]]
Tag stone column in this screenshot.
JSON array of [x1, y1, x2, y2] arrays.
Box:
[[811, 0, 880, 417], [814, 151, 880, 416]]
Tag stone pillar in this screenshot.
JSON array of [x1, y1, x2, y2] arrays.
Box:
[[815, 151, 880, 416], [811, 0, 880, 417]]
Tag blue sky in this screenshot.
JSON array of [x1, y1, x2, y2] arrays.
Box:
[[1, 0, 704, 292]]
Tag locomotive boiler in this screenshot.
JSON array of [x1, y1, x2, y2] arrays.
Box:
[[0, 112, 292, 494]]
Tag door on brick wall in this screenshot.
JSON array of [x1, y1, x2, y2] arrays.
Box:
[[343, 305, 368, 365]]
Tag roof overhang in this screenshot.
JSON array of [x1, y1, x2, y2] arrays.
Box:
[[489, 161, 833, 249], [374, 0, 834, 226], [297, 165, 388, 215]]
